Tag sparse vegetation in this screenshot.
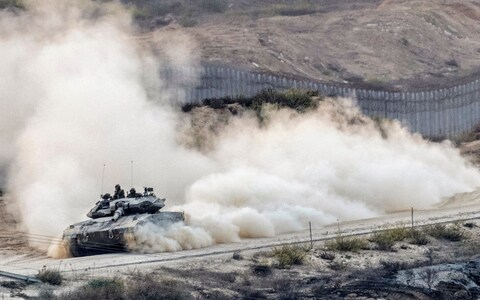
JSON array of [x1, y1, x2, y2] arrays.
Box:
[[454, 122, 480, 144], [58, 276, 191, 300], [380, 259, 429, 275], [251, 263, 273, 276], [408, 229, 429, 245], [132, 2, 176, 20], [325, 235, 368, 252], [200, 0, 228, 13], [36, 268, 63, 285], [272, 245, 308, 268], [364, 77, 387, 89], [370, 226, 408, 251], [127, 276, 191, 300], [319, 251, 336, 260], [425, 223, 468, 242], [233, 251, 243, 260], [38, 288, 55, 299], [456, 240, 480, 258], [0, 0, 23, 9], [183, 88, 322, 121], [419, 268, 439, 290], [58, 278, 124, 300], [272, 3, 317, 16], [251, 88, 321, 114], [329, 260, 348, 271], [380, 260, 408, 274], [445, 58, 459, 68], [400, 37, 409, 46], [178, 14, 198, 27]]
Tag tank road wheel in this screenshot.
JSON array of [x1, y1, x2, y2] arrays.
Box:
[[69, 238, 85, 257]]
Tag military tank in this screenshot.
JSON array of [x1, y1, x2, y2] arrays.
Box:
[[62, 187, 184, 257]]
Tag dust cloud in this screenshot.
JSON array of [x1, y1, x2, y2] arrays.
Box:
[[133, 99, 480, 253], [2, 0, 213, 250], [1, 1, 480, 255]]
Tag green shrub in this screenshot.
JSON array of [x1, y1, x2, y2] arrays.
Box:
[[325, 236, 368, 252], [200, 0, 228, 13], [370, 226, 408, 251], [250, 88, 320, 119], [425, 224, 468, 242], [190, 88, 322, 124], [408, 229, 429, 245], [283, 89, 319, 112], [36, 268, 63, 285], [271, 245, 308, 268]]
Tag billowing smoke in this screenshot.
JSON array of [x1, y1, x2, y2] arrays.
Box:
[[2, 1, 480, 255]]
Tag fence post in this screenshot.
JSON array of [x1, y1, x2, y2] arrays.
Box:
[[411, 207, 414, 229], [309, 222, 313, 250]]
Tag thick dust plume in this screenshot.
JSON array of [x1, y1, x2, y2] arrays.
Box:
[[2, 0, 213, 251], [1, 0, 479, 255], [133, 99, 480, 253]]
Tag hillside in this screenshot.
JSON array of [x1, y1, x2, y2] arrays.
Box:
[[128, 0, 480, 88]]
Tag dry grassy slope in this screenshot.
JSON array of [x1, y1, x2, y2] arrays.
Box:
[[175, 0, 480, 87]]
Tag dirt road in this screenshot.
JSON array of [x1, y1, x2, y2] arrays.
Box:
[[2, 197, 480, 278]]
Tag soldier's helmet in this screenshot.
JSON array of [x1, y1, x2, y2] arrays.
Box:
[[115, 184, 121, 190], [130, 188, 136, 194]]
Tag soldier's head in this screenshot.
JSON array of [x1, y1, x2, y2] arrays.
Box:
[[115, 184, 121, 191], [130, 188, 136, 194]]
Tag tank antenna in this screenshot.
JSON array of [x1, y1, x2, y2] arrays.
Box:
[[101, 163, 106, 194], [131, 160, 134, 188]]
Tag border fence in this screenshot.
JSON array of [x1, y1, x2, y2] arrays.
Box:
[[163, 65, 480, 138]]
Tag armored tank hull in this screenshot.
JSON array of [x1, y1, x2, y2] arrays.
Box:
[[63, 211, 184, 256], [62, 188, 184, 257]]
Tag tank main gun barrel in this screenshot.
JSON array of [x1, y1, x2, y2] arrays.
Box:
[[112, 207, 124, 222]]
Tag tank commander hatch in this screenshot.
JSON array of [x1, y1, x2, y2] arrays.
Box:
[[113, 184, 125, 199], [128, 187, 139, 198]]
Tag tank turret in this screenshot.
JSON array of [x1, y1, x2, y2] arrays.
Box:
[[62, 187, 184, 257], [86, 187, 165, 220]]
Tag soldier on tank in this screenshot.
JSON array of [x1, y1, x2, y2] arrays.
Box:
[[128, 188, 137, 198], [113, 184, 125, 199]]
